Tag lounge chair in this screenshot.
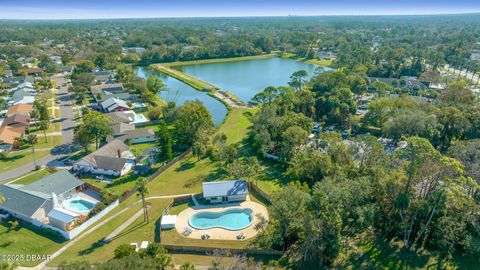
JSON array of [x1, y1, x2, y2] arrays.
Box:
[[182, 227, 193, 236], [130, 242, 139, 252], [201, 233, 211, 240], [140, 241, 149, 249], [237, 233, 246, 240]]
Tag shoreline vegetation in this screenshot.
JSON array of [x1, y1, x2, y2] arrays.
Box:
[[149, 64, 248, 110], [148, 53, 331, 110]]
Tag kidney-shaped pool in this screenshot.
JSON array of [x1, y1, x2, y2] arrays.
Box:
[[189, 208, 253, 231]]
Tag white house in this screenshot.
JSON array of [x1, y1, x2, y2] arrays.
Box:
[[73, 139, 136, 177], [0, 171, 86, 231], [202, 180, 249, 204]]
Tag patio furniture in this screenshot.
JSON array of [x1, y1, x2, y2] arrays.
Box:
[[201, 233, 211, 240], [182, 227, 193, 236], [236, 232, 246, 240], [130, 242, 139, 252], [140, 241, 149, 249]]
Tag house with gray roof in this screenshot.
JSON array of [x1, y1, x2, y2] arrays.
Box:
[[91, 83, 132, 102], [73, 139, 136, 177], [0, 170, 89, 232], [107, 128, 156, 144], [202, 180, 249, 204]]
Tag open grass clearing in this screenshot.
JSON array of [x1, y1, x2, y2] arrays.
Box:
[[49, 198, 170, 266], [0, 150, 50, 174], [0, 220, 66, 267], [162, 54, 276, 68], [9, 169, 53, 185]]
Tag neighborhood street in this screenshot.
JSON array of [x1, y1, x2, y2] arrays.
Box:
[[444, 64, 480, 85], [52, 74, 76, 144], [0, 73, 77, 182]]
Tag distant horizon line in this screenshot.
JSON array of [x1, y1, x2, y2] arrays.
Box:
[[0, 11, 479, 21]]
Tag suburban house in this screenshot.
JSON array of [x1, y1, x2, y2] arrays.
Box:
[[0, 126, 24, 152], [1, 114, 30, 128], [10, 96, 35, 105], [0, 76, 34, 88], [91, 83, 131, 102], [8, 81, 35, 93], [107, 128, 156, 144], [6, 104, 33, 117], [73, 139, 136, 177], [101, 97, 130, 112], [12, 87, 36, 100], [111, 122, 136, 136], [202, 180, 249, 204], [368, 76, 429, 92], [104, 110, 150, 126], [19, 67, 44, 76], [94, 70, 115, 83], [0, 170, 97, 232]]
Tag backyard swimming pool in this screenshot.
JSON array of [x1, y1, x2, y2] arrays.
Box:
[[63, 198, 96, 213], [189, 208, 253, 230]]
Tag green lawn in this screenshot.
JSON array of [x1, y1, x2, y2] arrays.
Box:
[[0, 220, 66, 267], [280, 53, 333, 67], [129, 141, 157, 157], [0, 150, 50, 174], [34, 135, 62, 149], [162, 54, 276, 68], [49, 198, 171, 266], [10, 169, 53, 185]]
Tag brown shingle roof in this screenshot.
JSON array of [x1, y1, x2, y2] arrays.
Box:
[[6, 104, 33, 117], [2, 114, 30, 128], [0, 126, 24, 145]]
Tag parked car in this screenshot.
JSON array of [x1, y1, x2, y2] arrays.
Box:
[[312, 124, 321, 133]]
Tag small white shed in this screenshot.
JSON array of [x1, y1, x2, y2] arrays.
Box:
[[161, 215, 177, 229]]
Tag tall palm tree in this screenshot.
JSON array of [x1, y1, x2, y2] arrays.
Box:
[[136, 178, 149, 223], [26, 134, 38, 168]]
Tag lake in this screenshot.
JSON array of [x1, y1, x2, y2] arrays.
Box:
[[136, 57, 330, 125], [176, 57, 328, 102], [136, 67, 228, 126]]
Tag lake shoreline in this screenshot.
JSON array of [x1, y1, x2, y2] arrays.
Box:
[[148, 64, 246, 110]]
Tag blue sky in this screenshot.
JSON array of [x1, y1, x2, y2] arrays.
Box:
[[0, 0, 479, 19]]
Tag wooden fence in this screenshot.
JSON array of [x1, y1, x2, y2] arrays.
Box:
[[155, 194, 196, 243], [248, 182, 272, 205], [119, 149, 191, 203], [162, 245, 282, 257]]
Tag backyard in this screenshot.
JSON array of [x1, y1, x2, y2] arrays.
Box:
[[0, 219, 66, 267]]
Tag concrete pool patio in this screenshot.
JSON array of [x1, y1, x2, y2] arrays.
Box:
[[175, 198, 269, 241]]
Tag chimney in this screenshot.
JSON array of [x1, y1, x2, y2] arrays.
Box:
[[117, 149, 121, 158]]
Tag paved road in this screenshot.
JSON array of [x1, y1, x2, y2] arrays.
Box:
[[0, 73, 77, 182], [51, 74, 76, 144], [444, 65, 480, 84], [0, 152, 68, 183]]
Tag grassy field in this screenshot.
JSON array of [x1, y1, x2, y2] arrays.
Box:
[[49, 198, 171, 266], [0, 220, 66, 267], [280, 52, 334, 67], [9, 169, 53, 185], [0, 150, 50, 174], [151, 64, 217, 91], [162, 54, 276, 68]]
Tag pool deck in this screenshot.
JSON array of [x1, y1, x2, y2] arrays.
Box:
[[175, 199, 269, 241]]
